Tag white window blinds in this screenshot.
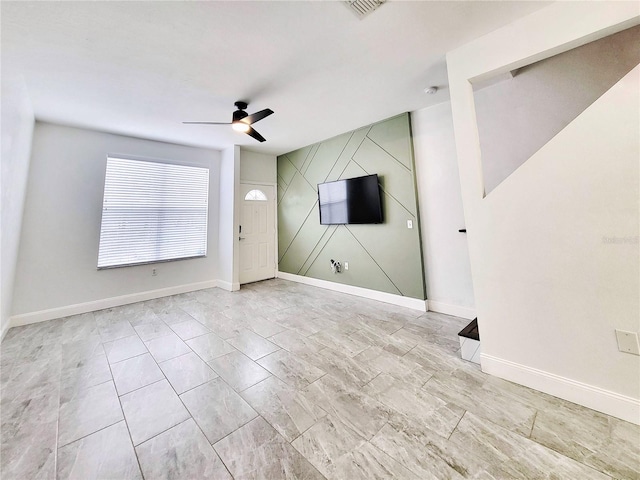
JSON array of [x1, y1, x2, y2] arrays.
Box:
[[97, 157, 209, 269]]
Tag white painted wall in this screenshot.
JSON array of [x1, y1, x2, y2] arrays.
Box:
[[218, 146, 240, 291], [1, 76, 35, 337], [12, 122, 221, 318], [447, 2, 640, 423], [240, 150, 277, 184], [474, 25, 640, 194], [412, 104, 476, 318]]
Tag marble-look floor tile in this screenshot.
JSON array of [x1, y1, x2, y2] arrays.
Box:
[[120, 379, 190, 445], [1, 279, 634, 480], [423, 369, 537, 437], [244, 315, 288, 338], [2, 358, 61, 406], [180, 377, 257, 444], [14, 340, 62, 365], [214, 416, 324, 480], [58, 381, 123, 447], [168, 319, 210, 340], [60, 313, 99, 342], [111, 353, 165, 395], [127, 307, 161, 327], [207, 351, 271, 391], [61, 336, 104, 370], [307, 348, 378, 388], [57, 421, 142, 480], [60, 353, 112, 394], [134, 321, 173, 342], [227, 329, 281, 360], [531, 401, 640, 479], [241, 376, 327, 442], [404, 341, 472, 374], [98, 320, 136, 343], [329, 441, 419, 480], [354, 346, 433, 383], [308, 329, 369, 357], [186, 332, 236, 361], [154, 305, 196, 325], [1, 419, 57, 480], [136, 418, 231, 480], [269, 330, 325, 358], [103, 335, 147, 364], [144, 333, 191, 363], [363, 373, 463, 439], [303, 374, 389, 441], [450, 412, 610, 480], [257, 349, 325, 389], [370, 422, 481, 479], [292, 415, 366, 478], [1, 391, 59, 439], [159, 351, 218, 394]]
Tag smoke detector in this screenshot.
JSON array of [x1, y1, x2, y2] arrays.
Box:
[[424, 86, 439, 95], [345, 0, 386, 19]]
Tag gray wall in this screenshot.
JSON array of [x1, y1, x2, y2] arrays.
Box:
[[277, 113, 426, 300], [12, 123, 221, 316], [474, 24, 640, 195]]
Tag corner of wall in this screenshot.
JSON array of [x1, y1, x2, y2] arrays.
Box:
[[1, 74, 35, 338]]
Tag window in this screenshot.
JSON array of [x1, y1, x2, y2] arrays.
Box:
[[244, 189, 267, 201], [97, 157, 209, 269]]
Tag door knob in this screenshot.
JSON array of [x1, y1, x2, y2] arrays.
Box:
[[239, 236, 246, 241]]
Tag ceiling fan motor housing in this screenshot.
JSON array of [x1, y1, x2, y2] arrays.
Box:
[[233, 109, 248, 122]]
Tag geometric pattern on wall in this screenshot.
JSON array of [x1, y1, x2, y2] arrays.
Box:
[[278, 113, 426, 299], [473, 24, 640, 195]]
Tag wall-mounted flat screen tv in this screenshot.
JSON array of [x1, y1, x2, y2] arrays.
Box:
[[318, 174, 383, 225]]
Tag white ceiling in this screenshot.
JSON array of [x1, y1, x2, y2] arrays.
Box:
[[2, 1, 550, 155]]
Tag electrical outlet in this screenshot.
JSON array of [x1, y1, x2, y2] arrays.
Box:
[[615, 330, 640, 355], [152, 268, 157, 276], [407, 220, 413, 229], [344, 262, 349, 271]]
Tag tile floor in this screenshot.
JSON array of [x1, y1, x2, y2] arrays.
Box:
[[1, 279, 638, 479]]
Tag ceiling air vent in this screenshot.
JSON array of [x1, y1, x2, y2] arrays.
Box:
[[345, 0, 386, 19]]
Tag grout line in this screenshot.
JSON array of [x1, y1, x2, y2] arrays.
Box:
[[528, 410, 538, 439], [447, 409, 467, 441]]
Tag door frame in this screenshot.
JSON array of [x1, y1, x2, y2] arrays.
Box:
[[239, 182, 278, 284]]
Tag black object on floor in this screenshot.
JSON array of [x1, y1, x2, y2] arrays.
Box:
[[458, 318, 479, 341]]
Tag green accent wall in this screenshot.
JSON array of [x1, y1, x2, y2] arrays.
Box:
[[277, 113, 426, 300]]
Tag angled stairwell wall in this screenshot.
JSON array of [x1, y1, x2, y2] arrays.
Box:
[[277, 113, 426, 300], [447, 2, 639, 423]]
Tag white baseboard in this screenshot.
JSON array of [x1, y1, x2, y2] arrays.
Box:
[[9, 280, 220, 328], [277, 271, 427, 312], [427, 300, 476, 320], [481, 353, 640, 426], [218, 281, 240, 292], [1, 320, 11, 342]]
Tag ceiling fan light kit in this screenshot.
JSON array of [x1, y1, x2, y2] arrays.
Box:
[[183, 100, 274, 142]]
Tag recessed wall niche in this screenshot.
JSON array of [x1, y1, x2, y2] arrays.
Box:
[[472, 24, 640, 196]]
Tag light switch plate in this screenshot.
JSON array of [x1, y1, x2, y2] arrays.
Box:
[[407, 220, 413, 229], [615, 330, 640, 355], [344, 262, 349, 270]]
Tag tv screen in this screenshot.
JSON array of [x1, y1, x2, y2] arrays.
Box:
[[318, 174, 383, 225]]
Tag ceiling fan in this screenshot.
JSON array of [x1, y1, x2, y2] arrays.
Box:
[[183, 101, 274, 142]]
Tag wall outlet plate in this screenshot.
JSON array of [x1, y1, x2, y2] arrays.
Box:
[[615, 330, 640, 355]]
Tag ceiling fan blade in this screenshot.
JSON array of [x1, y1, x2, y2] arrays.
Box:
[[182, 121, 231, 125], [246, 126, 266, 143], [242, 109, 274, 125]]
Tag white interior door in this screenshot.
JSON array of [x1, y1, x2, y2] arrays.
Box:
[[239, 184, 276, 284]]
